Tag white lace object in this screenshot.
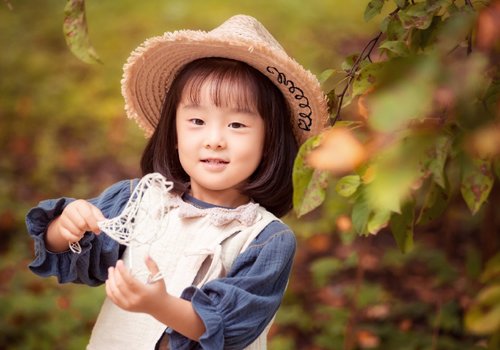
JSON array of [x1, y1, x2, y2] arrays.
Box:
[[68, 173, 174, 280]]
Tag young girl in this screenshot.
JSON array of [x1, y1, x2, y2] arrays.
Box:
[[26, 15, 328, 349]]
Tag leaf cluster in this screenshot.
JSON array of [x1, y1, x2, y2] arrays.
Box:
[[294, 0, 499, 248], [293, 0, 500, 343]]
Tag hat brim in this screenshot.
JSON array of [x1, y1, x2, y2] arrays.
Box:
[[122, 31, 329, 145]]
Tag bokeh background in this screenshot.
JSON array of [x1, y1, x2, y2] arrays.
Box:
[[1, 0, 497, 349]]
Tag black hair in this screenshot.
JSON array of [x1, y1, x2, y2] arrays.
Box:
[[141, 57, 298, 217]]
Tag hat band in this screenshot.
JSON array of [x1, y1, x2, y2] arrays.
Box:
[[266, 66, 313, 132]]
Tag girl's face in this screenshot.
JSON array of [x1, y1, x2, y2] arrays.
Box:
[[175, 80, 265, 207]]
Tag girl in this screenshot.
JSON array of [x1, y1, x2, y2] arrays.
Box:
[[26, 15, 328, 349]]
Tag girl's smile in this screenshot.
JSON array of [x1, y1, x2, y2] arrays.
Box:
[[200, 158, 230, 171], [176, 81, 265, 207]]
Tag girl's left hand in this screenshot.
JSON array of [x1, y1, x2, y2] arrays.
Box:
[[105, 256, 169, 315]]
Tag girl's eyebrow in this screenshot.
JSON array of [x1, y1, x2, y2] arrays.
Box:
[[179, 103, 258, 116], [229, 107, 259, 115], [178, 103, 203, 110]]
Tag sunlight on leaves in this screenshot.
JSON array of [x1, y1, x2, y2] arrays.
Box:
[[307, 127, 367, 175]]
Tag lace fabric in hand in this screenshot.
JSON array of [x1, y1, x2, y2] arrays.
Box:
[[69, 173, 174, 281]]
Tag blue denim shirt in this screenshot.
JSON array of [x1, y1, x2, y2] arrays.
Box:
[[26, 179, 296, 349]]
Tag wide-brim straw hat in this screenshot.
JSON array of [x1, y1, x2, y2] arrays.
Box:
[[121, 14, 329, 145]]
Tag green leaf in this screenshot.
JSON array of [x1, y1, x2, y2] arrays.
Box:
[[352, 192, 371, 235], [352, 62, 385, 97], [318, 69, 336, 85], [364, 0, 386, 21], [380, 16, 391, 33], [63, 0, 102, 64], [336, 175, 361, 197], [460, 156, 494, 215], [326, 89, 338, 117], [293, 135, 330, 217], [427, 134, 452, 189], [409, 15, 441, 52], [399, 2, 434, 30], [385, 15, 406, 41], [367, 209, 391, 234], [379, 40, 410, 57], [426, 0, 449, 13], [341, 54, 359, 73], [481, 253, 500, 283], [390, 201, 414, 253], [465, 285, 500, 335], [417, 181, 449, 225]]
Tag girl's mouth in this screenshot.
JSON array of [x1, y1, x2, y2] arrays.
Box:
[[201, 158, 229, 164]]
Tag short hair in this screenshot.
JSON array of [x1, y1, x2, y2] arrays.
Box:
[[141, 57, 298, 217]]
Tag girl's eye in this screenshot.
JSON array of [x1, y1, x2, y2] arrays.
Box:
[[189, 118, 204, 125], [228, 122, 246, 129]]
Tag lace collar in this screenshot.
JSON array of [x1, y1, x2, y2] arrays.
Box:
[[168, 193, 260, 227]]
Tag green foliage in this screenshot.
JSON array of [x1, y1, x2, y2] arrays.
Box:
[[291, 0, 500, 347], [293, 0, 499, 251]]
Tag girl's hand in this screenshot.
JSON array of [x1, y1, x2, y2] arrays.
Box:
[[105, 256, 170, 315], [46, 200, 105, 252], [55, 199, 105, 243]]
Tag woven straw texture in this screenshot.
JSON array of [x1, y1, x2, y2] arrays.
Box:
[[121, 15, 329, 145]]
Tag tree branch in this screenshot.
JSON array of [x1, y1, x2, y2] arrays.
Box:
[[330, 8, 400, 126]]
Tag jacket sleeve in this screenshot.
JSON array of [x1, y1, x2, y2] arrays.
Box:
[[25, 179, 135, 286], [168, 221, 296, 350]]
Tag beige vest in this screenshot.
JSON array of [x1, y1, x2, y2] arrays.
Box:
[[87, 202, 278, 349]]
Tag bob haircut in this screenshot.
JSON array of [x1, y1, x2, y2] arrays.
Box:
[[141, 57, 298, 217]]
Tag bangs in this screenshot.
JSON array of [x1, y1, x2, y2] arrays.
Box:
[[179, 61, 260, 114]]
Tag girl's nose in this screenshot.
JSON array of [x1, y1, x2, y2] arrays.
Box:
[[204, 129, 226, 150]]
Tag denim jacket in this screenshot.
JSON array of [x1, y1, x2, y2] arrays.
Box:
[[26, 179, 296, 349]]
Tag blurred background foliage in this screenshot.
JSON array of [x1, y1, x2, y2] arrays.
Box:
[[0, 0, 498, 349]]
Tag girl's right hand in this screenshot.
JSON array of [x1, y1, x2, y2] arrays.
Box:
[[46, 200, 105, 252]]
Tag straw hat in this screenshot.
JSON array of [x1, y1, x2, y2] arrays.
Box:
[[121, 14, 329, 145]]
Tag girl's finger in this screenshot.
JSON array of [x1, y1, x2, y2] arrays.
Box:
[[64, 206, 88, 232], [59, 215, 84, 238], [90, 205, 106, 234], [105, 277, 116, 303], [76, 204, 100, 234], [145, 256, 160, 275], [114, 260, 142, 297], [60, 226, 82, 243], [106, 267, 128, 304], [144, 256, 163, 284]]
